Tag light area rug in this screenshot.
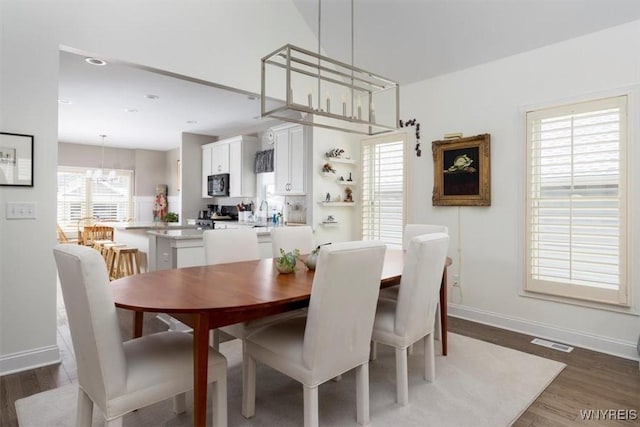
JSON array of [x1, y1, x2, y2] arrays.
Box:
[[16, 333, 565, 426]]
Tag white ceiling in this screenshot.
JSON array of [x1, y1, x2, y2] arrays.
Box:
[[58, 0, 640, 151]]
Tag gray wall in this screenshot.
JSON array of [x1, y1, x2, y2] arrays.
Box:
[[181, 132, 217, 221], [58, 142, 136, 171]]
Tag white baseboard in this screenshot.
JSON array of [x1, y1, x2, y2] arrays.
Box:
[[448, 304, 639, 362], [0, 345, 60, 376]]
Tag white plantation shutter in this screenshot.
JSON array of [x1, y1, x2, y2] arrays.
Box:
[[57, 166, 133, 234], [361, 134, 406, 245], [525, 95, 629, 306]]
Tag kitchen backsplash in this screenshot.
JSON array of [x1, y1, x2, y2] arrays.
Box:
[[285, 195, 307, 224]]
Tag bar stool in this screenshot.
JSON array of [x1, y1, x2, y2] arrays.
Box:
[[103, 243, 127, 279], [92, 240, 114, 255], [111, 246, 140, 280]]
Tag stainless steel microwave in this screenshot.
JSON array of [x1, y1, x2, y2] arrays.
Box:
[[207, 173, 229, 197]]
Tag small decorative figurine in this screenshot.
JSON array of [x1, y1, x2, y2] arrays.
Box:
[[345, 187, 353, 203], [322, 163, 336, 173], [325, 192, 331, 202], [347, 172, 353, 182], [326, 148, 345, 158]]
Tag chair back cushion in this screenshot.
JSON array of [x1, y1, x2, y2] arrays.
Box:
[[270, 226, 315, 256], [395, 233, 449, 339], [303, 240, 386, 377], [203, 228, 259, 265], [53, 244, 127, 403], [403, 223, 448, 250]]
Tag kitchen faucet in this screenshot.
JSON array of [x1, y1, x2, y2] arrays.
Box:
[[259, 200, 269, 221]]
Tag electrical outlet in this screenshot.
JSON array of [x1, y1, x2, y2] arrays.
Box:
[[452, 274, 460, 287]]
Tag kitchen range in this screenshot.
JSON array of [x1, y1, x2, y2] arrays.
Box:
[[195, 204, 238, 229]]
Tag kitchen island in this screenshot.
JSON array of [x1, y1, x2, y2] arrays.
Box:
[[148, 224, 275, 271], [104, 222, 197, 272]]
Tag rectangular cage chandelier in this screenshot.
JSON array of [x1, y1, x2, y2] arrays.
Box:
[[261, 44, 399, 135]]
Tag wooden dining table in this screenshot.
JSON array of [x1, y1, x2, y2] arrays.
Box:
[[110, 248, 450, 427]]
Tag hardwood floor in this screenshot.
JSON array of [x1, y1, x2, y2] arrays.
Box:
[[1, 303, 638, 426]]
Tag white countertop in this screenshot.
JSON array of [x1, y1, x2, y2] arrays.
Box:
[[103, 221, 198, 231], [148, 223, 278, 240]]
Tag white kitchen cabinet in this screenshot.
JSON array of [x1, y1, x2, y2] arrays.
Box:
[[202, 145, 213, 198], [274, 124, 306, 195], [202, 136, 257, 198], [211, 142, 230, 174], [229, 135, 258, 197]]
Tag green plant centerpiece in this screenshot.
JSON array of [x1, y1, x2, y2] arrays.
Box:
[[276, 248, 300, 274]]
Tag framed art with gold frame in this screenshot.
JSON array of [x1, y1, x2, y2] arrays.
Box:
[[432, 133, 490, 206]]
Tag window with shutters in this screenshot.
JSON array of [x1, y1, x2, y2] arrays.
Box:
[[361, 133, 407, 246], [57, 166, 133, 234], [525, 95, 629, 306]]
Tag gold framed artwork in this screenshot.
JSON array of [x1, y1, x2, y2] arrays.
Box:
[[432, 133, 490, 206]]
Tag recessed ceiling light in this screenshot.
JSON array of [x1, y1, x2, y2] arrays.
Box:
[[58, 99, 72, 104], [85, 57, 107, 66], [124, 108, 139, 113], [144, 94, 159, 100], [186, 120, 198, 124]]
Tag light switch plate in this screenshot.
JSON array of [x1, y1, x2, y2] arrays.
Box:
[[6, 202, 37, 219]]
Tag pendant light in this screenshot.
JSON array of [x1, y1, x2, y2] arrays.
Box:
[[260, 0, 399, 135], [87, 134, 117, 183]]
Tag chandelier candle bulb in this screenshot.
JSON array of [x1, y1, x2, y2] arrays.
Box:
[[357, 105, 362, 120], [342, 101, 347, 116], [326, 95, 331, 113], [308, 93, 313, 108]]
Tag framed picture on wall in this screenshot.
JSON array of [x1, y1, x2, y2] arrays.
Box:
[[0, 132, 34, 187], [432, 133, 490, 206]]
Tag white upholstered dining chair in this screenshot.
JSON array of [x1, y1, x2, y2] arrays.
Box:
[[371, 232, 449, 406], [203, 228, 307, 414], [243, 240, 387, 427], [376, 222, 449, 356], [378, 223, 448, 302], [53, 243, 227, 427], [204, 228, 260, 265], [270, 225, 315, 256]]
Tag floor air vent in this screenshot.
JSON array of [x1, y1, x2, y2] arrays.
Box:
[[531, 338, 574, 353]]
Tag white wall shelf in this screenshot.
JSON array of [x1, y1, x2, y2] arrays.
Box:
[[317, 202, 356, 207], [325, 157, 355, 164], [337, 180, 357, 185]]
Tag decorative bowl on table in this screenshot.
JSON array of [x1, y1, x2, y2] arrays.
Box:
[[275, 248, 300, 274]]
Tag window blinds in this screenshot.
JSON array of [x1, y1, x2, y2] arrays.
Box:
[[525, 95, 628, 305], [361, 137, 405, 245], [57, 166, 133, 233]]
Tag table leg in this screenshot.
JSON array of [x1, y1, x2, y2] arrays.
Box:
[[193, 314, 209, 427], [440, 267, 448, 356], [133, 311, 144, 338]]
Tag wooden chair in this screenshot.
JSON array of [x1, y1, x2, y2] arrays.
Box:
[[57, 224, 79, 244], [76, 217, 97, 245], [82, 225, 114, 247]]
